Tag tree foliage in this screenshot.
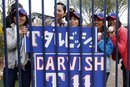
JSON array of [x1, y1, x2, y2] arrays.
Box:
[[93, 0, 127, 14], [0, 3, 3, 58], [0, 23, 4, 58]]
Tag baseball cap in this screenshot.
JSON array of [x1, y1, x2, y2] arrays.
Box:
[[106, 12, 118, 20], [94, 13, 104, 20], [13, 8, 28, 17], [11, 2, 23, 12], [69, 6, 75, 12], [70, 11, 80, 20]]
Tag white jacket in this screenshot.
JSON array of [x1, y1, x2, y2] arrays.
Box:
[[5, 23, 29, 69]]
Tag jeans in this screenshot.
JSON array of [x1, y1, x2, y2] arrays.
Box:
[[3, 61, 31, 87], [106, 72, 110, 82]]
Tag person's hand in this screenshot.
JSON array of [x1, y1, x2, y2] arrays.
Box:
[[108, 26, 114, 33], [19, 26, 28, 36], [98, 32, 102, 42], [108, 26, 115, 38]]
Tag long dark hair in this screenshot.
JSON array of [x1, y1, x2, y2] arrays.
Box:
[[12, 13, 28, 26], [6, 2, 23, 28], [108, 20, 122, 29]]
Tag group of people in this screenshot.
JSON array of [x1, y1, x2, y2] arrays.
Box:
[[3, 1, 129, 87], [4, 2, 82, 87], [94, 12, 129, 86]]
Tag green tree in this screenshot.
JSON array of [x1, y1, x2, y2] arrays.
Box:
[[0, 1, 3, 59], [0, 23, 4, 58]]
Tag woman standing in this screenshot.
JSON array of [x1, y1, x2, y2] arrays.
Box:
[[45, 2, 67, 26], [3, 8, 31, 87], [107, 12, 130, 87], [94, 13, 114, 82]]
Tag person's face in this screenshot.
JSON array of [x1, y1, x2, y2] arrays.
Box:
[[94, 17, 104, 29], [108, 18, 116, 27], [108, 18, 116, 31], [70, 16, 79, 27], [56, 5, 66, 20], [13, 13, 27, 27]]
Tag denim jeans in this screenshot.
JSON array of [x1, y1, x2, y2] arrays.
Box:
[[3, 61, 31, 87]]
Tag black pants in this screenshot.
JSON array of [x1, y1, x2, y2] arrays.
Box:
[[121, 61, 130, 87], [3, 61, 31, 87], [106, 72, 110, 82]]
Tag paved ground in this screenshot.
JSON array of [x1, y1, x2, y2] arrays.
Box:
[[107, 59, 123, 87]]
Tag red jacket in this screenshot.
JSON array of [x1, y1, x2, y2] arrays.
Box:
[[110, 26, 130, 70]]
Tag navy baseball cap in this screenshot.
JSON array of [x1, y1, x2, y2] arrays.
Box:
[[106, 12, 118, 20], [11, 2, 23, 12], [94, 13, 104, 20], [13, 8, 28, 17], [70, 11, 80, 20]]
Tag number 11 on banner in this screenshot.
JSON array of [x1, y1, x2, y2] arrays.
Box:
[[72, 75, 91, 87]]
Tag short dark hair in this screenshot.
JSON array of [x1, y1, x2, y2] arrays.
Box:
[[56, 2, 66, 13], [108, 20, 122, 29]]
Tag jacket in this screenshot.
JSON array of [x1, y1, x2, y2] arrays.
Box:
[[110, 26, 129, 70], [44, 18, 67, 26], [98, 34, 114, 72], [5, 23, 29, 69]]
